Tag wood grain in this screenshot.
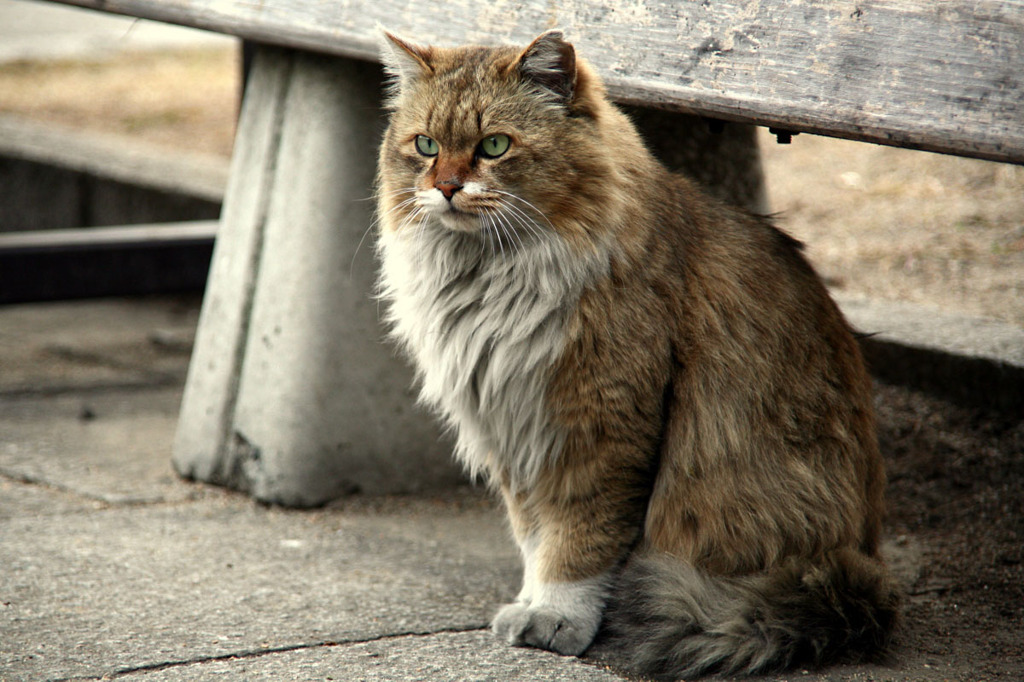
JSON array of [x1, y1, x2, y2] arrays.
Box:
[[48, 0, 1024, 164]]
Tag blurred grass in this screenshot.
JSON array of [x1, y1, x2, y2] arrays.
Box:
[[0, 47, 239, 157]]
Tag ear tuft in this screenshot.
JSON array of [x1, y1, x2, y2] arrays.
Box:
[[516, 30, 577, 105], [379, 29, 433, 106]]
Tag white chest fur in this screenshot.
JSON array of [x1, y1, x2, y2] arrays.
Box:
[[378, 223, 607, 489]]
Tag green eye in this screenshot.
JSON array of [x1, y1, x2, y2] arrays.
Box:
[[415, 135, 439, 157], [478, 134, 511, 158]]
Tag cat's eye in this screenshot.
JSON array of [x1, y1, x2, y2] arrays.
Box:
[[478, 134, 511, 159], [415, 135, 439, 157]]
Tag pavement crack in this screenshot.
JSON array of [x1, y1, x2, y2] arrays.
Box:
[[49, 625, 490, 681], [0, 466, 172, 508]]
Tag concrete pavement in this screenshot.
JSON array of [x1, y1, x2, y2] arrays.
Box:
[[0, 296, 627, 681], [2, 293, 1021, 681]]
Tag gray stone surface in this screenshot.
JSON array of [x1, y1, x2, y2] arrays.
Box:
[[118, 630, 626, 681], [839, 293, 1024, 412], [0, 299, 618, 682], [839, 294, 1024, 367], [0, 389, 192, 504], [0, 297, 197, 394], [1, 484, 519, 681], [173, 47, 463, 507], [0, 298, 198, 508], [170, 48, 293, 489], [1, 293, 1019, 682], [0, 474, 101, 519]]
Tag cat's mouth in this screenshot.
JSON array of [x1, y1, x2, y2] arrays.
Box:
[[435, 206, 482, 232], [416, 187, 498, 234], [427, 199, 486, 232]]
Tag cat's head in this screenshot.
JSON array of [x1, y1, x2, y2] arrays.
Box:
[[377, 30, 629, 248]]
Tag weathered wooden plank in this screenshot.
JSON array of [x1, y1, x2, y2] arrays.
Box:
[[48, 0, 1024, 164]]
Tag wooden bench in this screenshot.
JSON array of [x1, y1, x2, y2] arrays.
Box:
[[48, 0, 1024, 506], [51, 0, 1024, 164]]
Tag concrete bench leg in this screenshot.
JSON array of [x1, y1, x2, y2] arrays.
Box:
[[172, 47, 460, 507]]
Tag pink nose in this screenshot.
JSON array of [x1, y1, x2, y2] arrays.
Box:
[[435, 181, 462, 200]]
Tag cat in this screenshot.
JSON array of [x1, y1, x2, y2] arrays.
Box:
[[375, 29, 899, 678]]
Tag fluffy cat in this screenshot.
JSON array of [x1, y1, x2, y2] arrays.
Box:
[[375, 29, 899, 678]]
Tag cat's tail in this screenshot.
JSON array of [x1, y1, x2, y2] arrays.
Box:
[[606, 548, 900, 679]]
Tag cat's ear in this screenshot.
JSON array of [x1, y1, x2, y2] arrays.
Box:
[[379, 29, 434, 105], [515, 30, 577, 106]]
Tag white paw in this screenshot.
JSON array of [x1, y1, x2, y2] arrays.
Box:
[[491, 601, 600, 655], [491, 577, 608, 656]]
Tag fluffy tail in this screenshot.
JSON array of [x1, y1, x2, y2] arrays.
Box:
[[606, 549, 900, 679]]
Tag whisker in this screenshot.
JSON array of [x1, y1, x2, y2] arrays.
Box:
[[490, 194, 548, 246], [414, 212, 429, 244], [351, 193, 420, 277], [372, 186, 419, 201], [478, 217, 490, 259], [399, 205, 427, 235], [496, 198, 537, 232], [495, 198, 544, 243], [370, 198, 419, 238], [503, 205, 531, 253], [485, 210, 505, 259], [350, 222, 377, 278], [488, 211, 507, 261], [489, 189, 556, 232], [371, 195, 419, 227], [480, 209, 504, 259], [490, 208, 526, 258], [379, 195, 420, 220]]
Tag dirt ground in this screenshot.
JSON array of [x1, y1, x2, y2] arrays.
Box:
[[872, 384, 1023, 680], [1, 48, 1021, 678]]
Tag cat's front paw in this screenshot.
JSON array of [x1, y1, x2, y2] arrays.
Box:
[[491, 601, 600, 656]]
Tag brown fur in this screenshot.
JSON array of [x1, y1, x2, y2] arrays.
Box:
[[377, 30, 898, 677]]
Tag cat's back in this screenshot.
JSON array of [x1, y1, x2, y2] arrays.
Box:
[[628, 170, 883, 570], [642, 170, 873, 443], [643, 172, 850, 354]]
